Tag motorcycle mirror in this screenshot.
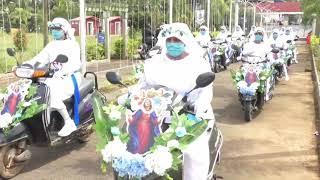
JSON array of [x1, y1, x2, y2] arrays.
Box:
[[286, 40, 292, 43], [55, 54, 68, 63], [271, 49, 279, 53], [294, 38, 298, 41], [227, 34, 232, 37], [196, 72, 215, 88], [6, 48, 16, 57], [182, 72, 215, 102], [106, 71, 127, 87]]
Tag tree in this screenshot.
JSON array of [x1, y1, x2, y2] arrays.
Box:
[[302, 0, 320, 24]]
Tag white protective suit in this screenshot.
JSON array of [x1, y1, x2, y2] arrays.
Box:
[[280, 27, 298, 63], [25, 18, 82, 136], [267, 29, 284, 48], [267, 29, 289, 81], [196, 25, 211, 47], [216, 26, 231, 42], [242, 27, 273, 101], [142, 23, 215, 180], [248, 25, 256, 42], [232, 25, 245, 38]]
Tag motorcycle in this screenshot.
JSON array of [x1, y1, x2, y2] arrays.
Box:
[[269, 48, 287, 84], [0, 48, 102, 179], [230, 36, 245, 63], [209, 39, 228, 73], [284, 39, 297, 66], [138, 44, 161, 60], [104, 71, 223, 180], [232, 56, 273, 121]]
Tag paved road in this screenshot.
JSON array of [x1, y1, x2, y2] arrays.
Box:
[[12, 43, 319, 180]]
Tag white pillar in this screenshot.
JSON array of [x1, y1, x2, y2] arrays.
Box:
[[169, 0, 173, 23], [79, 0, 86, 73], [104, 11, 111, 62], [229, 0, 233, 32], [243, 3, 246, 31], [312, 14, 317, 36], [234, 0, 239, 31], [207, 0, 211, 30], [253, 5, 256, 26]]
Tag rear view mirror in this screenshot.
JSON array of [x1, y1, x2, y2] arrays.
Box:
[[55, 54, 68, 63], [196, 72, 215, 88], [6, 48, 16, 57], [227, 34, 232, 38], [286, 40, 292, 43], [106, 71, 125, 86]]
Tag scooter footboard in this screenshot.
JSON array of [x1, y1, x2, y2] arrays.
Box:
[[0, 123, 30, 147]]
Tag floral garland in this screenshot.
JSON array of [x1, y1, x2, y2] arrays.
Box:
[[92, 93, 208, 179], [0, 79, 47, 134], [230, 65, 272, 95]]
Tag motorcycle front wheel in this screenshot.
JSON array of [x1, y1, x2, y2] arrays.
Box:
[[244, 101, 253, 122], [0, 140, 30, 179]]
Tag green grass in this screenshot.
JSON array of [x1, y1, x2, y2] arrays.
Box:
[[0, 31, 123, 73]]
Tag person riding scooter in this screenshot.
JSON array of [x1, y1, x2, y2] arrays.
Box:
[[242, 27, 273, 101], [196, 25, 211, 48], [22, 17, 82, 137], [280, 27, 298, 64]]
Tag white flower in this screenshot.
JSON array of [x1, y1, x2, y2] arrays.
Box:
[[0, 113, 13, 128], [167, 140, 179, 149], [23, 101, 32, 107], [109, 110, 122, 121], [101, 139, 127, 163], [145, 146, 173, 176]]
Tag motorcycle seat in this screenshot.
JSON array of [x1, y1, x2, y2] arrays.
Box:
[[64, 78, 94, 104]]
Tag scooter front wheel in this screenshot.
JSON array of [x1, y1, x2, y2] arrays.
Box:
[[0, 140, 30, 179], [244, 101, 253, 122]]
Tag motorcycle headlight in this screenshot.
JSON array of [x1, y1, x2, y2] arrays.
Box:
[[15, 67, 34, 78]]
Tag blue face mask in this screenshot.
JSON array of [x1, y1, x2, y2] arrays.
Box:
[[200, 31, 206, 35], [166, 42, 185, 57], [51, 29, 64, 40], [254, 34, 263, 42]]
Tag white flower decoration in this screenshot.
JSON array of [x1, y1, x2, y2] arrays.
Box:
[[0, 113, 13, 128], [101, 139, 127, 163], [145, 146, 173, 176], [167, 140, 179, 149]]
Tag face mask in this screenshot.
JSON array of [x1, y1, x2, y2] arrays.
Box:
[[51, 29, 65, 40], [166, 42, 185, 57], [285, 31, 290, 35], [254, 34, 263, 42], [200, 31, 206, 35], [273, 33, 278, 40]]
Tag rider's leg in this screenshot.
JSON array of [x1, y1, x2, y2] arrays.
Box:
[[46, 78, 77, 137], [283, 64, 289, 81]]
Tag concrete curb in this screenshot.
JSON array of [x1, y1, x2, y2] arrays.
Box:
[[311, 48, 320, 119]]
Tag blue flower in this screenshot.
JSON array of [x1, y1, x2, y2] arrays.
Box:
[[112, 152, 151, 178], [175, 127, 187, 138], [187, 114, 201, 123], [111, 127, 121, 136]]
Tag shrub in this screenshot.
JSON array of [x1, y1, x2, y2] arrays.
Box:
[[86, 43, 105, 62], [128, 38, 141, 59], [113, 38, 125, 59], [13, 30, 27, 51], [113, 38, 141, 59]]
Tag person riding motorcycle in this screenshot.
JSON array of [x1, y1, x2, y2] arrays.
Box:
[[242, 27, 273, 101], [120, 23, 215, 180], [248, 25, 256, 42], [216, 26, 231, 42], [232, 25, 245, 38], [142, 24, 154, 50], [196, 25, 211, 48], [280, 27, 298, 63], [267, 29, 289, 81], [21, 17, 82, 137]]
